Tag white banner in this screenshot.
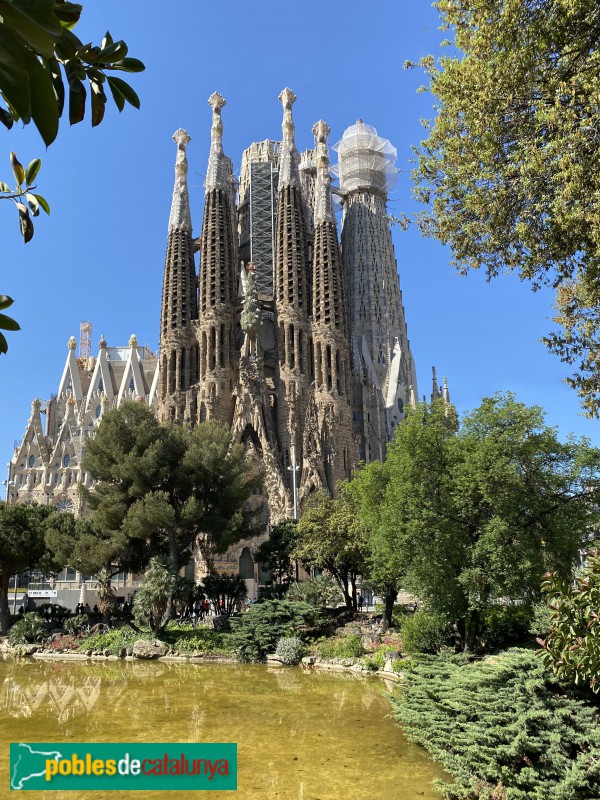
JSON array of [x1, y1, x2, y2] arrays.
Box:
[[27, 590, 58, 598]]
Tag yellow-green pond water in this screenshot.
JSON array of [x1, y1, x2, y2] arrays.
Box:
[[0, 658, 448, 800]]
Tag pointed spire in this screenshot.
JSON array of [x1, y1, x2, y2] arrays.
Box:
[[313, 119, 335, 224], [205, 92, 229, 191], [431, 366, 440, 401], [443, 376, 451, 403], [278, 87, 299, 188], [169, 128, 192, 232]]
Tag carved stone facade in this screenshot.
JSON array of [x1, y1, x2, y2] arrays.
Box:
[[157, 90, 426, 586], [5, 91, 442, 600], [7, 336, 159, 512]]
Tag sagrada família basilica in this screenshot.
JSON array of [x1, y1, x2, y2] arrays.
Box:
[[6, 89, 449, 598]]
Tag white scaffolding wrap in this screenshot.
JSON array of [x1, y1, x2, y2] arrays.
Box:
[[332, 120, 397, 196]]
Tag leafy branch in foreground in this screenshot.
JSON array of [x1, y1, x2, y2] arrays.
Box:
[[0, 1, 144, 146], [0, 1, 144, 246], [0, 153, 50, 243], [0, 295, 20, 355], [411, 0, 600, 416], [538, 552, 600, 695]]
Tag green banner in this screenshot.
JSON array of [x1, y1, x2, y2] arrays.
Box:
[[10, 743, 237, 791]]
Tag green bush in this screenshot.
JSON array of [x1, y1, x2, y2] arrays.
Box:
[[315, 633, 364, 660], [528, 600, 552, 637], [480, 604, 533, 650], [76, 625, 141, 654], [391, 649, 600, 799], [230, 600, 324, 662], [9, 613, 48, 644], [362, 642, 401, 670], [286, 576, 342, 608], [539, 554, 600, 694], [162, 623, 234, 655], [63, 614, 89, 634], [400, 610, 451, 654], [275, 636, 306, 664]]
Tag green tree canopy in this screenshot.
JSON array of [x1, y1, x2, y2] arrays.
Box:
[[254, 519, 296, 591], [351, 401, 458, 628], [0, 501, 56, 633], [355, 395, 600, 651], [62, 402, 262, 622], [412, 0, 600, 415], [293, 485, 368, 611]]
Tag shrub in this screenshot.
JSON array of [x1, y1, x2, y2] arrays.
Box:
[[230, 600, 324, 662], [362, 641, 402, 670], [76, 625, 141, 655], [391, 649, 600, 799], [275, 636, 306, 665], [48, 634, 79, 652], [315, 633, 364, 660], [528, 601, 552, 638], [286, 575, 342, 608], [162, 622, 234, 655], [201, 573, 247, 617], [9, 613, 48, 644], [480, 604, 533, 650], [400, 610, 450, 654], [538, 554, 600, 694], [63, 614, 89, 634], [132, 558, 177, 632]]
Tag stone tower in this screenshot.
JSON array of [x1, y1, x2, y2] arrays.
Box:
[[196, 92, 237, 425], [158, 128, 198, 423], [303, 120, 354, 498], [157, 90, 429, 535], [334, 120, 418, 462], [273, 88, 313, 480]]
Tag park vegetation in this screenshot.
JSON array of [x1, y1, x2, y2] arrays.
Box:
[[410, 0, 600, 417]]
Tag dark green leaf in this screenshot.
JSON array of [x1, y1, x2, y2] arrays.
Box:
[[0, 313, 21, 332], [25, 158, 41, 186], [16, 202, 34, 243], [68, 78, 86, 125], [54, 28, 81, 60], [0, 3, 56, 58], [0, 106, 14, 129], [10, 152, 25, 186], [0, 26, 32, 122], [106, 76, 125, 112], [53, 2, 82, 30], [27, 54, 60, 146], [110, 57, 145, 73], [0, 295, 15, 311], [89, 78, 106, 127], [95, 41, 128, 64], [47, 57, 64, 117], [0, 181, 10, 192], [0, 331, 8, 354], [2, 0, 63, 36], [32, 193, 50, 215], [106, 76, 140, 110]]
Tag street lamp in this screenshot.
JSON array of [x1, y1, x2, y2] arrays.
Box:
[[287, 444, 300, 521], [287, 444, 301, 581]]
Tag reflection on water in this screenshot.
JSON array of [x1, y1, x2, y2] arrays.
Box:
[[0, 658, 447, 799]]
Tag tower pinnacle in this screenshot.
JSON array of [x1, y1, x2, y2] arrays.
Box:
[[206, 92, 229, 190], [278, 87, 299, 187], [169, 128, 192, 232], [313, 119, 335, 224]]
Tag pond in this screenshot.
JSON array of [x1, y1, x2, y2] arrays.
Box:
[[0, 659, 448, 799]]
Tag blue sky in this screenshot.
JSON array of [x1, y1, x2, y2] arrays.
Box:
[[2, 0, 599, 482]]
